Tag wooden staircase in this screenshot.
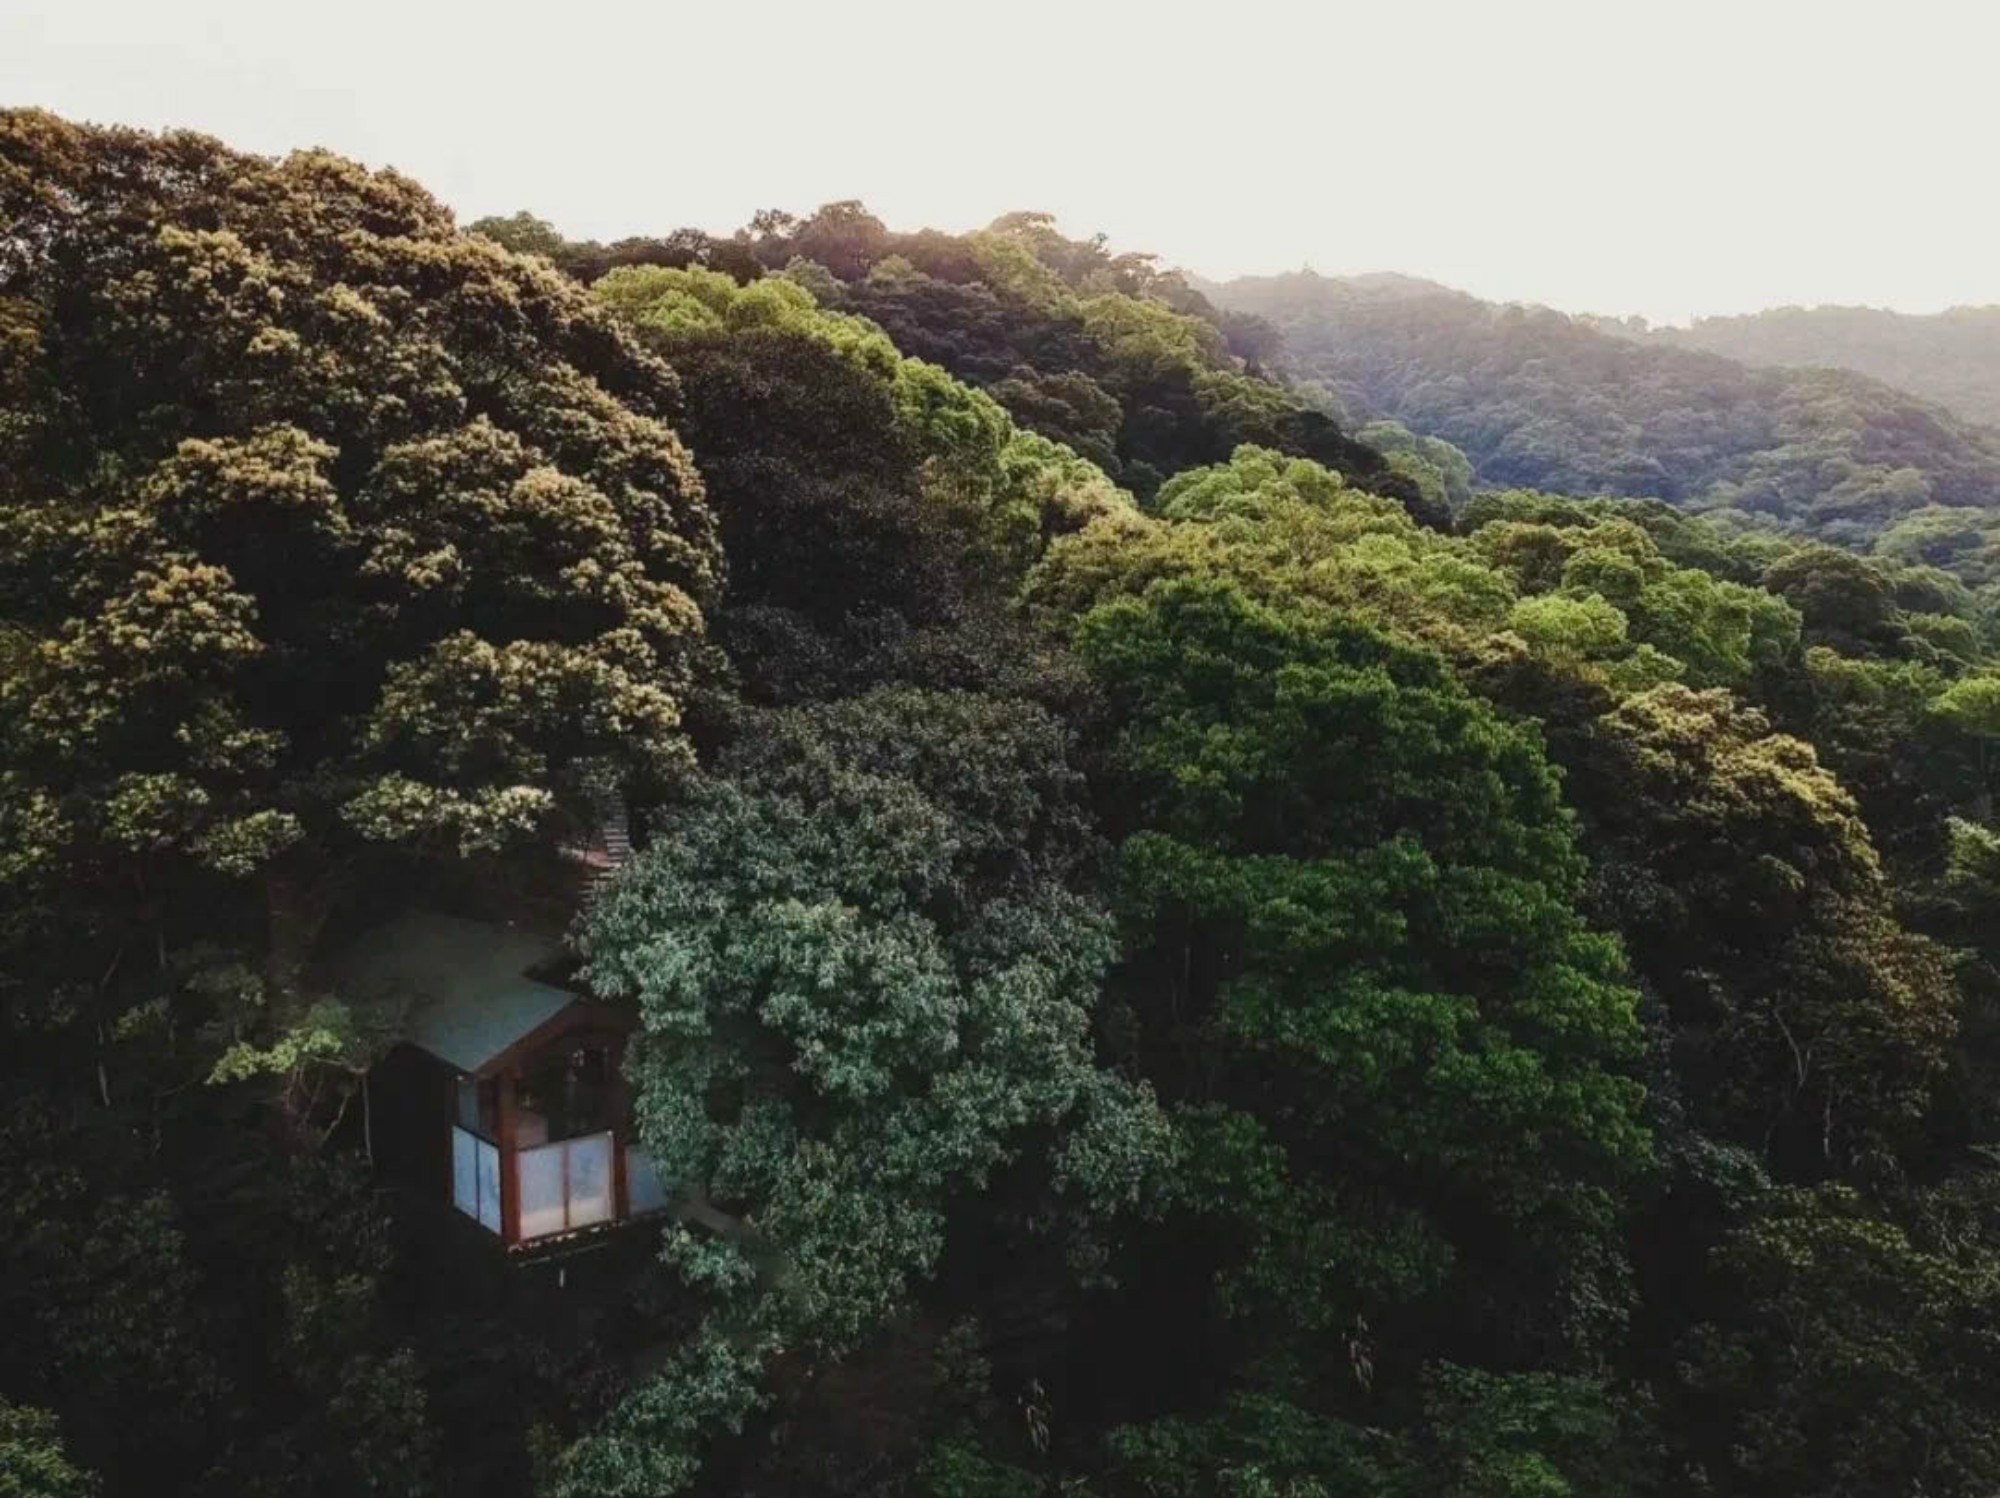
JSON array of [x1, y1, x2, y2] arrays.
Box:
[[590, 796, 631, 901], [562, 793, 633, 903]]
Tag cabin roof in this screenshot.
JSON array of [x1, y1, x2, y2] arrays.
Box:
[[351, 910, 579, 1075]]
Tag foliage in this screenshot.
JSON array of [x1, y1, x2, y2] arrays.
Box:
[[1064, 562, 1648, 1242], [0, 111, 719, 1498], [1212, 272, 2000, 551], [0, 110, 719, 1108], [1613, 302, 2000, 430], [1011, 472, 1657, 1493], [1565, 685, 1956, 1167], [0, 1401, 97, 1498], [572, 689, 1170, 1490], [9, 113, 2000, 1498], [1677, 1176, 2000, 1498], [551, 202, 1431, 517]]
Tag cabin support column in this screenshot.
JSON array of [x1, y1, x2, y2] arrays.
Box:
[[496, 1071, 521, 1246], [610, 1055, 631, 1221]]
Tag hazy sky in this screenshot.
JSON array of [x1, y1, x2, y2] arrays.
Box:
[[5, 0, 1995, 325]]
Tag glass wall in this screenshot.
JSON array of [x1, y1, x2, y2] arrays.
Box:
[[452, 1073, 502, 1232], [516, 1132, 614, 1241], [451, 1045, 652, 1243], [626, 1144, 670, 1214], [451, 1125, 501, 1233], [456, 1074, 499, 1137], [515, 1043, 611, 1147]]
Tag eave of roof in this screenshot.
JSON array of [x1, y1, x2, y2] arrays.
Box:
[[347, 910, 579, 1076]]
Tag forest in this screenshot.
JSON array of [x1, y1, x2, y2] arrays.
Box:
[[1214, 270, 2000, 578], [4, 109, 2000, 1498], [1589, 303, 2000, 431]]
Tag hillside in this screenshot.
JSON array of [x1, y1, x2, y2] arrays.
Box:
[[1212, 270, 2000, 546], [10, 111, 2000, 1498], [1593, 303, 2000, 430], [469, 206, 1434, 518]]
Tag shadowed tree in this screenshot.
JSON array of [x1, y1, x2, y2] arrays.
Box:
[[0, 108, 720, 1114]]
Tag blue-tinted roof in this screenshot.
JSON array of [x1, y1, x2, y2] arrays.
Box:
[[350, 910, 578, 1075]]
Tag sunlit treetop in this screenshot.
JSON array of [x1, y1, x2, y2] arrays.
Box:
[[0, 109, 720, 968]]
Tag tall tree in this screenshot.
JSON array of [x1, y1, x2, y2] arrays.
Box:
[[0, 110, 719, 1075], [564, 689, 1169, 1495]]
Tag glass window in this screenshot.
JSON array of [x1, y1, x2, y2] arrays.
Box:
[[474, 1133, 501, 1233], [626, 1144, 670, 1214], [517, 1140, 566, 1240], [515, 1134, 617, 1242], [452, 1126, 501, 1234], [452, 1124, 475, 1212], [567, 1134, 613, 1227], [455, 1074, 499, 1139], [516, 1042, 613, 1144]]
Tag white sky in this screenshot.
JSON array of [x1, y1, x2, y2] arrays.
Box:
[[4, 0, 1995, 326]]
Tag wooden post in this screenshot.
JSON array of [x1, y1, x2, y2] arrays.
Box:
[[497, 1071, 520, 1246], [444, 1071, 454, 1199], [610, 1046, 631, 1222]]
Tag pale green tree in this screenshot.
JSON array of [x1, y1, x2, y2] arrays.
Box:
[[559, 689, 1170, 1495]]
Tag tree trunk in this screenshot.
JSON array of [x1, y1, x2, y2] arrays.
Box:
[[262, 857, 342, 1148], [264, 864, 334, 1003]]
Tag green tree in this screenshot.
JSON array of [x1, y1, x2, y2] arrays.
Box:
[[786, 200, 893, 281], [0, 1401, 97, 1498], [1208, 270, 2000, 546], [1357, 419, 1475, 511], [1761, 546, 1908, 657], [465, 209, 567, 260], [1679, 1177, 2000, 1498], [562, 689, 1169, 1495], [1931, 673, 2000, 791], [1567, 685, 1956, 1167], [594, 264, 1127, 580], [1069, 572, 1648, 1251], [0, 110, 719, 1119], [1033, 550, 1649, 1487], [0, 1098, 226, 1491]]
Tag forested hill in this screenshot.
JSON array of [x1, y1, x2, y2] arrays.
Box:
[[1586, 303, 2000, 430], [11, 110, 2000, 1498], [1211, 269, 2000, 545], [467, 205, 1431, 519]]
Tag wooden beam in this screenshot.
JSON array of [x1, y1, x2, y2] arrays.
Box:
[[473, 1003, 635, 1080], [445, 1067, 458, 1200]]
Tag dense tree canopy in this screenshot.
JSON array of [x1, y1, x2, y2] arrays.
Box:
[[478, 202, 1435, 521], [0, 110, 718, 999], [1213, 271, 2000, 550], [1598, 302, 2000, 430], [564, 690, 1169, 1494], [0, 110, 718, 1498], [7, 114, 2000, 1498]]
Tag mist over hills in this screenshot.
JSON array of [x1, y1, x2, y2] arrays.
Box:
[[1210, 268, 2000, 546], [1591, 303, 2000, 429]]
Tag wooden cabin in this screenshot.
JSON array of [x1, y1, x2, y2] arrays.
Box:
[[360, 910, 670, 1252]]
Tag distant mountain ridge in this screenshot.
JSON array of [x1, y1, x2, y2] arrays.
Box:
[[1210, 269, 2000, 545], [1583, 303, 2000, 429], [1192, 268, 1459, 307]]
